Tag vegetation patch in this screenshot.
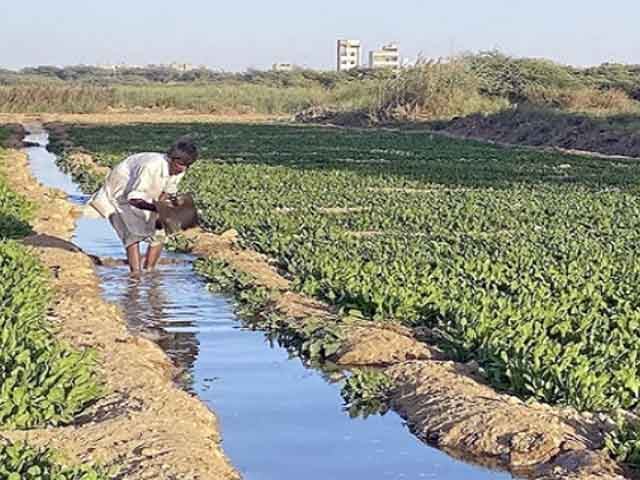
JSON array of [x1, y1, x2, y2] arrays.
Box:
[[341, 370, 394, 419], [605, 415, 640, 469], [64, 123, 640, 412], [165, 232, 195, 253], [0, 240, 102, 429], [59, 121, 640, 467], [0, 146, 103, 429], [0, 440, 110, 480]]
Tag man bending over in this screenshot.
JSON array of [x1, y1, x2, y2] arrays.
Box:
[[88, 138, 198, 274]]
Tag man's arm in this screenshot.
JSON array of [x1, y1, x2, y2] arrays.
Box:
[[128, 198, 157, 212]]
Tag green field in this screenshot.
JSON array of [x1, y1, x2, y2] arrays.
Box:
[[0, 131, 105, 478], [60, 123, 640, 413]]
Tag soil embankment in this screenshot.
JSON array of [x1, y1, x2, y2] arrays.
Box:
[[0, 144, 238, 479], [296, 107, 640, 160], [428, 109, 640, 159], [53, 129, 630, 480]]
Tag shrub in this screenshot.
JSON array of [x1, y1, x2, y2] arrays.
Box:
[[372, 59, 507, 121], [605, 415, 640, 468], [524, 85, 637, 114]]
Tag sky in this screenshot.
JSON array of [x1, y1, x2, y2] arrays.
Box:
[[1, 0, 638, 71]]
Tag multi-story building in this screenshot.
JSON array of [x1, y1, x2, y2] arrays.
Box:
[[337, 40, 361, 71], [369, 44, 401, 70], [272, 62, 294, 72], [169, 62, 198, 72]]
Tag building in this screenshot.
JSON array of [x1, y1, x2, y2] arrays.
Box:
[[272, 62, 294, 72], [337, 40, 361, 71], [169, 62, 198, 72], [369, 44, 401, 70]]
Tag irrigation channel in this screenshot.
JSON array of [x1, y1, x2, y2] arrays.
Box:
[[24, 126, 513, 480]]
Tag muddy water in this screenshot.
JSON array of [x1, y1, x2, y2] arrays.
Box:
[[25, 130, 512, 480]]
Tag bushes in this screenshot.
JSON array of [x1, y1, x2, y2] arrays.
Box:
[[371, 59, 508, 121], [0, 241, 102, 429], [524, 86, 638, 114], [2, 53, 640, 119], [0, 440, 108, 480]]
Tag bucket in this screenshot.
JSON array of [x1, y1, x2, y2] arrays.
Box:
[[156, 193, 199, 235]]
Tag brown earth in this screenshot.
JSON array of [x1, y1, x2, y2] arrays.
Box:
[[294, 106, 640, 161], [43, 121, 632, 479], [0, 147, 238, 479], [427, 109, 640, 160]]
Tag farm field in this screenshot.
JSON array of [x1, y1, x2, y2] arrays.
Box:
[[56, 122, 640, 416]]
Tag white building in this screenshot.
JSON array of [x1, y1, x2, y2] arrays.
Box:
[[169, 62, 198, 72], [337, 39, 361, 71], [272, 62, 294, 72], [369, 44, 401, 70]]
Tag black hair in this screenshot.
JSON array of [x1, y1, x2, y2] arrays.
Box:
[[168, 137, 198, 166]]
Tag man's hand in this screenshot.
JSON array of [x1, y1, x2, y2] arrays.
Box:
[[128, 198, 157, 212]]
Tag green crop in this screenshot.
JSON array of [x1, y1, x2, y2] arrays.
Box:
[[0, 146, 34, 239], [165, 233, 195, 253], [341, 370, 393, 418], [0, 144, 102, 429], [0, 241, 103, 429], [58, 123, 640, 418], [605, 415, 640, 469], [0, 440, 110, 480]]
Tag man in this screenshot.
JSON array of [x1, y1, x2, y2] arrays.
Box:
[[88, 137, 198, 274]]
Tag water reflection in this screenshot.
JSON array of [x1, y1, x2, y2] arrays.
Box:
[[99, 265, 201, 389]]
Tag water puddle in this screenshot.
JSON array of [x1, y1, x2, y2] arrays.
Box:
[[24, 128, 513, 479]]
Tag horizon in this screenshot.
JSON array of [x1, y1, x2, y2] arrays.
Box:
[[1, 0, 639, 72], [4, 51, 640, 74]]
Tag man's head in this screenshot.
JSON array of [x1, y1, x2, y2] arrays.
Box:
[[167, 137, 198, 175]]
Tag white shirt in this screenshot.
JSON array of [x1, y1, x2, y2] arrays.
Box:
[[88, 153, 185, 238]]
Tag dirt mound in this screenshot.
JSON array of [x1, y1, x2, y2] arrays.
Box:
[[294, 107, 374, 127], [387, 361, 625, 479], [432, 109, 640, 159]]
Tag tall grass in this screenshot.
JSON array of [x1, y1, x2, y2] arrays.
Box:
[[114, 83, 328, 114], [0, 82, 383, 115], [1, 53, 640, 119], [371, 59, 508, 121], [0, 84, 115, 113]]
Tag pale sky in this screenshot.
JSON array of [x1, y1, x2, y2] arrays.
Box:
[[1, 0, 638, 71]]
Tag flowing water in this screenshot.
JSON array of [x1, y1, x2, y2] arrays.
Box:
[[24, 128, 512, 480]]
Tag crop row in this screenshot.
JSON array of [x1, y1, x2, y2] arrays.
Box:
[[60, 123, 640, 414], [0, 134, 106, 478]]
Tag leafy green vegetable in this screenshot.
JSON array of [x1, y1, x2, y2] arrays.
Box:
[[61, 123, 640, 415], [0, 240, 103, 429], [0, 440, 110, 480]]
